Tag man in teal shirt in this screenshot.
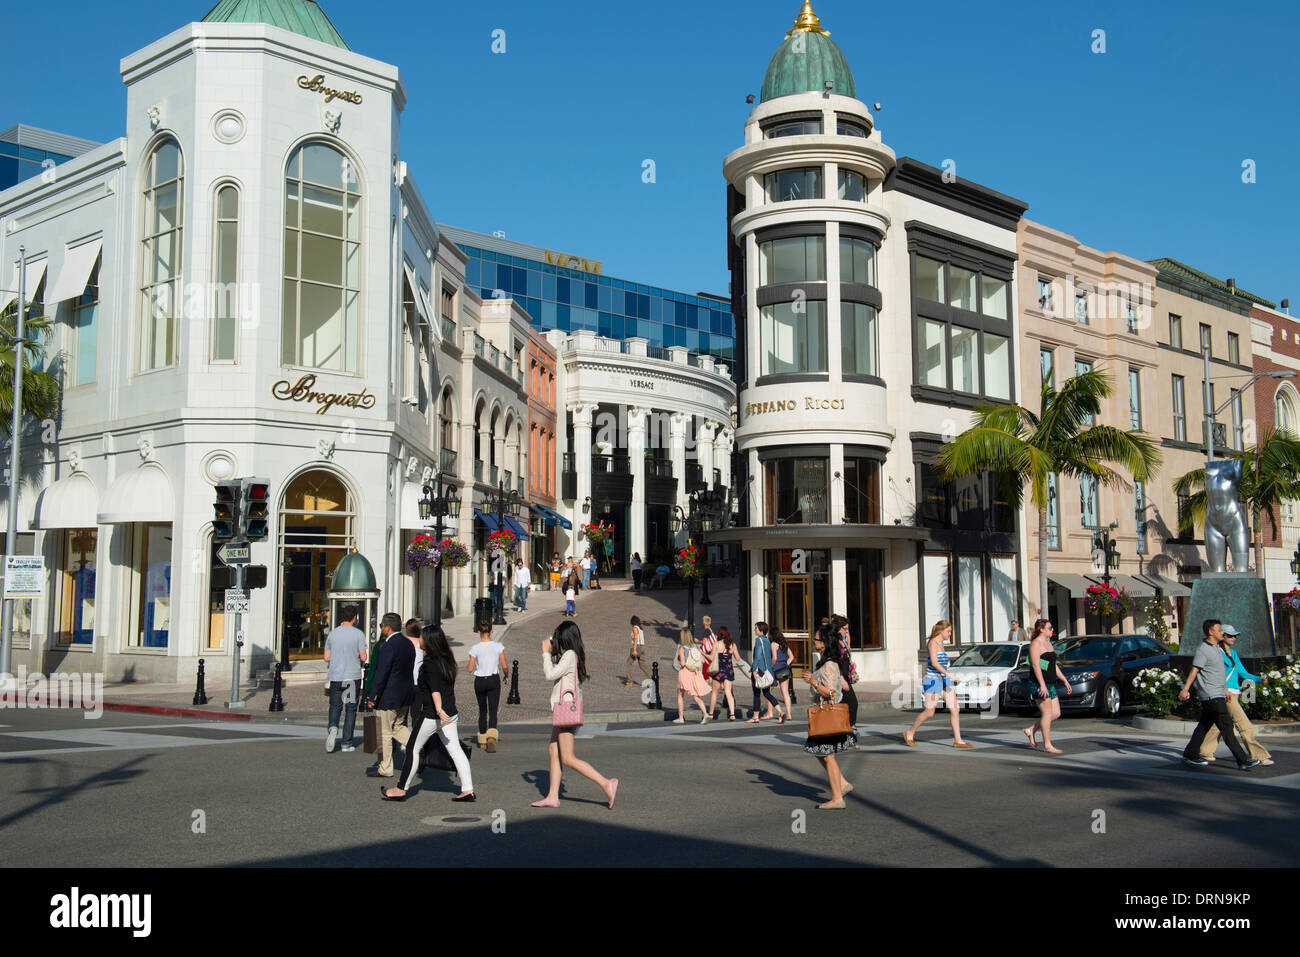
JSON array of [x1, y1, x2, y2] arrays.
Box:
[[1196, 624, 1272, 765]]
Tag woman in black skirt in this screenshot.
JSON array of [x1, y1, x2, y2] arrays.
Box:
[[801, 626, 858, 809]]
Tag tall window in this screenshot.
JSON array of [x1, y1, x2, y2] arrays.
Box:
[[1046, 472, 1060, 549], [764, 458, 828, 524], [1231, 388, 1243, 449], [1128, 367, 1142, 430], [401, 275, 418, 400], [1277, 387, 1297, 435], [836, 169, 866, 202], [1074, 290, 1088, 324], [841, 302, 878, 376], [128, 523, 172, 648], [1169, 314, 1183, 349], [140, 139, 183, 371], [1040, 348, 1054, 388], [1134, 481, 1147, 553], [1126, 301, 1138, 335], [1227, 331, 1240, 364], [1199, 323, 1212, 358], [283, 142, 361, 372], [1172, 375, 1187, 441], [764, 168, 822, 203], [1075, 358, 1093, 424], [1080, 473, 1099, 531], [839, 237, 876, 286], [211, 184, 238, 361], [760, 301, 826, 374], [57, 528, 97, 644], [843, 458, 881, 524], [759, 235, 825, 285], [70, 257, 99, 386], [1037, 276, 1055, 313]]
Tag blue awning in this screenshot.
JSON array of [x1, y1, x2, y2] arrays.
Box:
[[473, 508, 499, 532], [532, 502, 572, 530], [503, 515, 531, 541]]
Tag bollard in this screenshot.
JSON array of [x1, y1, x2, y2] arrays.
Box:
[[506, 658, 521, 704], [650, 661, 662, 710], [268, 662, 286, 713], [193, 658, 209, 705]]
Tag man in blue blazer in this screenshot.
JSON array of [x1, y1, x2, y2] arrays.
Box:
[[366, 613, 415, 778]]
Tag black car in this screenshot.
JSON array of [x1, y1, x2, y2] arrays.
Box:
[[1004, 633, 1173, 718]]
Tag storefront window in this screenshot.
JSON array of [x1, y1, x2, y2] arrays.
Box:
[[764, 458, 829, 524], [128, 523, 171, 648], [57, 528, 97, 645], [845, 549, 883, 650], [843, 458, 880, 524], [922, 552, 952, 636]]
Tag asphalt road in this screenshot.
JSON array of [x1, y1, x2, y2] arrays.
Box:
[[2, 705, 1296, 867]]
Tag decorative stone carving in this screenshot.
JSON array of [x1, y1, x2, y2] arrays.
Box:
[[147, 105, 161, 130], [67, 448, 82, 473], [316, 436, 337, 460], [322, 108, 341, 134], [137, 434, 155, 461]]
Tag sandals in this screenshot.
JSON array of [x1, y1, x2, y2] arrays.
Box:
[[1022, 728, 1039, 750], [903, 731, 915, 747], [380, 786, 408, 802], [728, 713, 737, 721], [745, 716, 762, 724]]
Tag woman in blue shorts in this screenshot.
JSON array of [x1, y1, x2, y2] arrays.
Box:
[[904, 620, 973, 748]]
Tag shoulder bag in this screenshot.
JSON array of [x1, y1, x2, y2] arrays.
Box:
[[552, 667, 584, 728], [684, 646, 704, 673], [807, 698, 852, 737]]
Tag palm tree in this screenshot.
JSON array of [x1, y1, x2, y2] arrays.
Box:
[[937, 368, 1162, 622], [0, 301, 62, 436], [1172, 428, 1300, 575]]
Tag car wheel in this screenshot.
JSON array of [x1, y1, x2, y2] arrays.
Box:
[[1096, 680, 1121, 718]]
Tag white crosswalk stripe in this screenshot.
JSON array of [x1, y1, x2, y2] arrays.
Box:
[[0, 721, 322, 759]]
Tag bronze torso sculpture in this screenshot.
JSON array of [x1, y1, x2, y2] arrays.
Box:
[[1204, 459, 1249, 573]]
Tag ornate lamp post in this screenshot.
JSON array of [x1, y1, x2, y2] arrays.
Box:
[[672, 489, 728, 635], [483, 480, 520, 626], [418, 474, 462, 626], [1092, 520, 1120, 588]]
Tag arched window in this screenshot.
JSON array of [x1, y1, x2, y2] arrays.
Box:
[[1276, 386, 1297, 435], [141, 139, 183, 371], [212, 183, 239, 361], [283, 143, 361, 371]]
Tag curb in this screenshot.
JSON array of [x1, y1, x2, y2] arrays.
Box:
[[1130, 714, 1300, 735], [100, 701, 253, 722]]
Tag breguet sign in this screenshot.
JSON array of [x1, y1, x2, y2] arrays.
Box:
[[297, 74, 364, 104], [271, 375, 376, 415]]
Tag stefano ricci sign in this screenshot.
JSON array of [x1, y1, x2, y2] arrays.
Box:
[[297, 73, 363, 104], [271, 375, 376, 415]]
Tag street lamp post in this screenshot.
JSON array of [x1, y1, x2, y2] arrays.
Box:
[[483, 481, 520, 626], [418, 474, 462, 627], [1202, 344, 1295, 467], [0, 245, 29, 686], [672, 489, 728, 636]]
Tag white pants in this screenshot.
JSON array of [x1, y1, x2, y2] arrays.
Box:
[[399, 713, 474, 794]]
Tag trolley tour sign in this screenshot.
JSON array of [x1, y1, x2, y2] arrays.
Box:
[[3, 556, 45, 600]]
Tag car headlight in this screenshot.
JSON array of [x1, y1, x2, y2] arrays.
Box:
[[1070, 671, 1099, 682]]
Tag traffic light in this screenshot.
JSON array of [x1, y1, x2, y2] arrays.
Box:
[[242, 564, 268, 590], [241, 478, 270, 541], [213, 481, 241, 542], [211, 565, 238, 590]]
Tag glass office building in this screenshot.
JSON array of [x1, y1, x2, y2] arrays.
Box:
[[0, 126, 99, 190], [438, 225, 735, 365]]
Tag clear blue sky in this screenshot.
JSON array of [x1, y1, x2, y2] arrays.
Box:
[[11, 0, 1300, 303]]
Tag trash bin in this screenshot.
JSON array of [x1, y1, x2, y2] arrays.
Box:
[[474, 596, 495, 626]]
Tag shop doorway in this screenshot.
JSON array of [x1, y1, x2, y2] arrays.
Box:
[[278, 470, 355, 661], [777, 573, 812, 672]]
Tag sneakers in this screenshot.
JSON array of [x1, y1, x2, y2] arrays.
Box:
[[672, 717, 685, 724], [325, 727, 338, 753], [1240, 759, 1263, 771], [1262, 758, 1275, 766], [1183, 757, 1209, 767], [341, 744, 356, 752]]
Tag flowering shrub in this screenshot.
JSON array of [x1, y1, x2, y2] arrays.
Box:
[[1241, 663, 1300, 721], [1274, 587, 1300, 611], [582, 520, 614, 545], [675, 543, 704, 581], [487, 528, 516, 557], [1130, 667, 1187, 717], [1084, 583, 1131, 618]]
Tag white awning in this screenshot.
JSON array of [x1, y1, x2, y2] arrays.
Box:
[[0, 258, 49, 313], [46, 239, 102, 304], [32, 472, 98, 529], [97, 464, 175, 524], [399, 481, 456, 533]]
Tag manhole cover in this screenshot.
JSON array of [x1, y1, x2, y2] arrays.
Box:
[[421, 815, 485, 827]]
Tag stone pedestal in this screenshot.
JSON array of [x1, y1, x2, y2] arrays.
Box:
[[1180, 573, 1277, 657]]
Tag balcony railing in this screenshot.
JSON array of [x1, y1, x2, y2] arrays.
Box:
[[473, 334, 485, 358], [441, 316, 456, 342], [646, 458, 674, 479], [592, 453, 631, 475], [440, 448, 457, 474]]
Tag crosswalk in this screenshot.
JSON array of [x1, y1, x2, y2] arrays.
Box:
[[0, 721, 322, 760]]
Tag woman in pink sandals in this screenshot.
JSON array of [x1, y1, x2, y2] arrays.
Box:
[[531, 620, 618, 808]]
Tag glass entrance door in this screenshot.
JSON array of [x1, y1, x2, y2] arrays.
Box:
[[777, 573, 812, 672], [278, 470, 355, 661]]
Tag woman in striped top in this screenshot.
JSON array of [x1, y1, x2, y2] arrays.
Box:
[[903, 620, 973, 748]]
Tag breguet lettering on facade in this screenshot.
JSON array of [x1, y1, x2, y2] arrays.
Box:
[[271, 375, 376, 415], [296, 73, 364, 104]]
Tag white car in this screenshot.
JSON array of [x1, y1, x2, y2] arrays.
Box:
[[939, 642, 1029, 711]]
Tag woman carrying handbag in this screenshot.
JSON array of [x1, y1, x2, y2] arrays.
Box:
[[673, 629, 712, 723], [532, 620, 619, 809], [770, 627, 797, 724], [801, 626, 857, 809], [746, 621, 780, 722]]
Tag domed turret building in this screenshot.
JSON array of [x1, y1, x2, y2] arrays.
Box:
[[717, 3, 1030, 682]]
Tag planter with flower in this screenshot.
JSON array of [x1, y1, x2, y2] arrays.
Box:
[[1130, 667, 1193, 718], [675, 543, 704, 582], [406, 535, 470, 571], [1274, 587, 1300, 612], [1084, 582, 1132, 619], [582, 520, 614, 548], [1241, 663, 1300, 721], [487, 528, 517, 559]]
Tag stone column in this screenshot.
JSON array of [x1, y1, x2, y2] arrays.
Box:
[[670, 412, 689, 519], [628, 406, 649, 562], [573, 404, 595, 523], [698, 421, 718, 489], [715, 429, 733, 492]]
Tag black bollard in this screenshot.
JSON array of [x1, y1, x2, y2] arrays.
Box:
[[650, 661, 662, 710], [506, 658, 521, 705], [193, 658, 209, 705], [268, 663, 286, 713]]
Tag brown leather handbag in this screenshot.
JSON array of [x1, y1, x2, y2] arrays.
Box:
[[807, 699, 852, 738]]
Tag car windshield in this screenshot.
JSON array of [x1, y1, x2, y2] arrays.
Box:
[[1056, 637, 1119, 662], [952, 646, 1020, 668]]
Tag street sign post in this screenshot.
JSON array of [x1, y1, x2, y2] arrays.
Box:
[[216, 543, 251, 565], [224, 588, 250, 614]]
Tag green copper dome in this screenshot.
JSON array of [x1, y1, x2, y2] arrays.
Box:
[[760, 2, 856, 102], [331, 551, 378, 592], [200, 0, 350, 50]]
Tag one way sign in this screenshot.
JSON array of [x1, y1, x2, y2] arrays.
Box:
[[217, 543, 251, 565]]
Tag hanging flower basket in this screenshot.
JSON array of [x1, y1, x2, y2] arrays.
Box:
[[405, 535, 442, 572], [438, 538, 471, 568], [675, 543, 704, 581], [487, 528, 517, 558], [582, 520, 614, 546], [1084, 583, 1132, 618], [1275, 587, 1300, 611]]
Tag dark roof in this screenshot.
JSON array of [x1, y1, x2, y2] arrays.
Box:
[[1147, 257, 1275, 308]]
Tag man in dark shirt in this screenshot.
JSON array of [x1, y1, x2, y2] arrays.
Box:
[[366, 613, 415, 777]]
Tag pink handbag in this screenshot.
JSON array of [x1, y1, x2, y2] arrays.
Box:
[[552, 671, 583, 728]]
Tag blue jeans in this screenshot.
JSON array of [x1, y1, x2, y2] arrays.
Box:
[[514, 585, 528, 609], [327, 680, 361, 743], [581, 568, 591, 589]]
